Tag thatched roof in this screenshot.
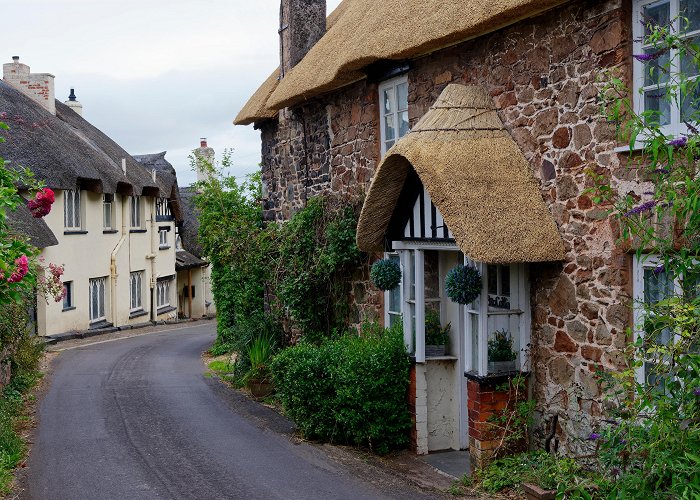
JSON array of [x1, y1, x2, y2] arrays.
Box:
[[0, 80, 174, 198], [7, 202, 58, 248], [176, 250, 208, 271], [233, 1, 356, 125], [236, 0, 568, 122], [356, 84, 565, 264], [178, 186, 203, 258]]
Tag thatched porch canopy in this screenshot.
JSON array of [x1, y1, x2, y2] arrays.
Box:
[[356, 84, 565, 264]]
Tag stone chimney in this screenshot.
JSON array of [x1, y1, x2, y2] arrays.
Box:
[[194, 138, 215, 183], [64, 88, 83, 116], [2, 56, 56, 115], [279, 0, 326, 78]]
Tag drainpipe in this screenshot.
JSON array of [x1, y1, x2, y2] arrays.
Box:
[[109, 194, 128, 327], [187, 269, 193, 319], [147, 197, 157, 322]]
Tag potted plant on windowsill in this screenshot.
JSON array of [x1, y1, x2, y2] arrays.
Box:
[[425, 310, 450, 357], [487, 329, 517, 373]]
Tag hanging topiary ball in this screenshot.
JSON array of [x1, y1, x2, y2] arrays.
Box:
[[370, 259, 402, 291], [445, 265, 482, 304]]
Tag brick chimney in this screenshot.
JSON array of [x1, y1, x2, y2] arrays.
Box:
[[279, 0, 326, 78], [2, 56, 56, 115], [64, 88, 83, 116], [194, 138, 215, 183]]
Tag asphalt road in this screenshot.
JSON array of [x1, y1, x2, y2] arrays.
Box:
[[23, 323, 438, 500]]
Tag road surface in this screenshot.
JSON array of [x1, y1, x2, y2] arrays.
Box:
[[22, 323, 439, 500]]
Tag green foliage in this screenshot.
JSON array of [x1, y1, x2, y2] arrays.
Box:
[[243, 333, 275, 384], [487, 374, 534, 458], [585, 15, 700, 499], [475, 451, 605, 497], [445, 265, 482, 305], [369, 258, 401, 291], [270, 322, 411, 454], [488, 329, 517, 362], [0, 297, 43, 493], [424, 309, 450, 346], [275, 196, 362, 342]]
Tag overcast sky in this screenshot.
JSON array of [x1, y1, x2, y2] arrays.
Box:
[[3, 0, 342, 186]]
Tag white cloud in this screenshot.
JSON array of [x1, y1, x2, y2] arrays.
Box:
[[4, 0, 343, 186]]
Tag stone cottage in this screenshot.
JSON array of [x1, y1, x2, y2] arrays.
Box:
[[235, 0, 691, 464]]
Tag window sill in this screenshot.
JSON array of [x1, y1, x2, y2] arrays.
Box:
[[88, 320, 113, 330], [156, 305, 176, 315], [159, 245, 171, 250], [62, 306, 76, 312], [129, 309, 148, 319], [103, 229, 119, 234], [130, 229, 147, 233], [464, 370, 529, 384], [64, 230, 88, 235]]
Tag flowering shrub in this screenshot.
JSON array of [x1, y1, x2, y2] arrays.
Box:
[[588, 15, 700, 498], [27, 188, 54, 218]]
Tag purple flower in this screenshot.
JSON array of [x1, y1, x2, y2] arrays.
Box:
[[624, 200, 658, 217], [694, 388, 700, 396], [589, 433, 602, 441], [653, 168, 670, 174], [668, 137, 688, 147], [634, 53, 660, 62], [620, 439, 628, 445], [653, 264, 665, 275]]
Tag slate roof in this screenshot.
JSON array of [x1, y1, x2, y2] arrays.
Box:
[[175, 250, 208, 271]]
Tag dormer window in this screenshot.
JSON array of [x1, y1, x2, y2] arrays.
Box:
[[130, 196, 141, 229], [64, 189, 81, 230], [379, 75, 409, 155]]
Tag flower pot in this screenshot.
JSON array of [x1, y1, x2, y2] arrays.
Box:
[[522, 483, 556, 500], [425, 344, 446, 357], [488, 360, 516, 374], [247, 379, 274, 399]]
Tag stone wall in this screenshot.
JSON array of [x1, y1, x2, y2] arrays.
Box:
[[259, 0, 638, 453]]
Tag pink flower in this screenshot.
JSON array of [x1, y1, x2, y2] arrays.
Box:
[[7, 255, 29, 283], [0, 111, 7, 119]]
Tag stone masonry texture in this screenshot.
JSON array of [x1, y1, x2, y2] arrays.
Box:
[[258, 0, 638, 456]]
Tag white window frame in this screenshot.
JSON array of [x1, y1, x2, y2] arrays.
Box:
[[89, 277, 107, 323], [632, 0, 700, 137], [130, 196, 141, 229], [463, 259, 531, 377], [103, 194, 113, 230], [129, 271, 144, 312], [156, 197, 171, 219], [62, 281, 73, 310], [379, 75, 409, 156], [159, 229, 168, 248], [383, 252, 403, 328], [156, 278, 172, 309], [632, 254, 684, 385], [64, 189, 81, 230]]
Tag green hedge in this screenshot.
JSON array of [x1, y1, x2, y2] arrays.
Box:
[[270, 322, 411, 454]]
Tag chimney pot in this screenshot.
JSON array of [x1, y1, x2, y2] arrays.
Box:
[[200, 138, 207, 148], [12, 56, 19, 62], [68, 88, 77, 101]]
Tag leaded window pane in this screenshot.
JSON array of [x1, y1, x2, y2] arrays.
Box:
[[643, 1, 671, 36]]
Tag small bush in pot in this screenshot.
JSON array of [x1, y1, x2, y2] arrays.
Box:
[[244, 334, 275, 398], [425, 309, 450, 356], [487, 329, 517, 373], [445, 265, 482, 304], [370, 258, 401, 291]]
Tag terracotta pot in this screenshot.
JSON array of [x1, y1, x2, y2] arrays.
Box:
[[522, 483, 556, 500], [247, 379, 274, 399]]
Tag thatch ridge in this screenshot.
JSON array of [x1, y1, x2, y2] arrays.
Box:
[[356, 84, 565, 264], [265, 0, 569, 110]]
